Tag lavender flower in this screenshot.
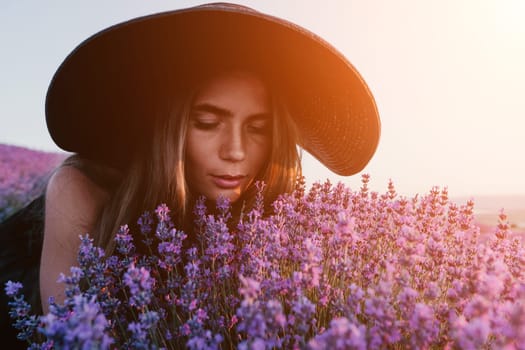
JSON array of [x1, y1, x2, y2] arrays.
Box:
[[123, 264, 154, 308], [308, 318, 367, 350], [4, 175, 525, 348], [40, 295, 113, 349], [4, 281, 23, 296]]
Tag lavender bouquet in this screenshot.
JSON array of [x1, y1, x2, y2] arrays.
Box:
[[6, 175, 525, 349]]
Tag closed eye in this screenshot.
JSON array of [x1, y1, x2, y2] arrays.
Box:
[[246, 116, 271, 135], [193, 120, 219, 130], [190, 108, 221, 130], [247, 122, 271, 134]]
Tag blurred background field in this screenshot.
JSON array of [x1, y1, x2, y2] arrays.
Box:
[[452, 195, 525, 241], [0, 142, 523, 242], [0, 143, 67, 221]]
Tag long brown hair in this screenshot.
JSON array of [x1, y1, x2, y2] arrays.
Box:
[[64, 70, 302, 254]]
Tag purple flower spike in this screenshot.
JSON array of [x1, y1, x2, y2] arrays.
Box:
[[155, 203, 171, 222], [4, 281, 23, 296], [124, 264, 154, 308]]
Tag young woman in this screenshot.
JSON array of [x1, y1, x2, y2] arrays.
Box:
[[41, 68, 303, 311], [1, 2, 380, 345]]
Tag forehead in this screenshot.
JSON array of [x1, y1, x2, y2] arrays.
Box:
[[193, 70, 269, 105]]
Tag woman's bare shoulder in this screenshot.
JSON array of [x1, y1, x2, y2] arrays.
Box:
[[41, 165, 110, 310], [45, 165, 109, 233]]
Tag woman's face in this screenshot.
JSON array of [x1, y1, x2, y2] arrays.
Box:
[[185, 71, 272, 203]]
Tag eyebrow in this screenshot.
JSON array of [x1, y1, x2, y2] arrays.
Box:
[[191, 103, 271, 121]]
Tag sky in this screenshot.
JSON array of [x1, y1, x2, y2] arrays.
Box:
[[1, 0, 525, 199]]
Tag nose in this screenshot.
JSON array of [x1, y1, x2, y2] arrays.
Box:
[[219, 125, 246, 162]]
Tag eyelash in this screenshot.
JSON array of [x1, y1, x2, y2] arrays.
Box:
[[247, 124, 270, 134], [193, 121, 219, 130], [192, 121, 270, 134]]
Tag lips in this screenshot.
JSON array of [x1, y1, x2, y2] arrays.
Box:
[[211, 174, 246, 189]]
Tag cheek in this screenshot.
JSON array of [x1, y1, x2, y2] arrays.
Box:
[[249, 140, 271, 172], [185, 137, 207, 192], [186, 132, 209, 167]]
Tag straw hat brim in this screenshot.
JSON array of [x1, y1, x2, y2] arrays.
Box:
[[46, 3, 380, 176]]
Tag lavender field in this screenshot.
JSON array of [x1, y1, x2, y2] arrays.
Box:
[[0, 143, 66, 221], [3, 144, 525, 348]]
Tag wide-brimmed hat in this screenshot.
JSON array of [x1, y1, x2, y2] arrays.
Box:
[[46, 2, 380, 176]]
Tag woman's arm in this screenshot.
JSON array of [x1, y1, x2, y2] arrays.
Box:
[[40, 165, 108, 313]]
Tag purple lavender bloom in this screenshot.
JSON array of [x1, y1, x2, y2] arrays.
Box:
[[408, 303, 439, 348], [138, 211, 154, 233], [239, 275, 260, 303], [155, 203, 171, 223], [308, 318, 367, 350], [5, 288, 40, 341], [40, 295, 113, 349], [115, 224, 135, 256], [127, 321, 149, 348], [124, 264, 154, 308], [57, 266, 84, 299], [77, 234, 105, 267], [4, 280, 23, 296], [186, 330, 224, 350], [216, 195, 232, 219]]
